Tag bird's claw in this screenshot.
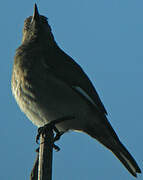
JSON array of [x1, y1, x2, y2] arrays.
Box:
[[36, 116, 74, 150]]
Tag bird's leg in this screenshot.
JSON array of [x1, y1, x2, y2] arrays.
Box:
[[36, 116, 74, 151], [36, 123, 55, 144], [36, 123, 60, 151], [53, 127, 64, 142]]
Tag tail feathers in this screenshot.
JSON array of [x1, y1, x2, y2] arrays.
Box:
[[84, 122, 141, 177], [112, 142, 141, 177]]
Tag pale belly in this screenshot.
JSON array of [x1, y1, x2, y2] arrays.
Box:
[[12, 71, 94, 132]]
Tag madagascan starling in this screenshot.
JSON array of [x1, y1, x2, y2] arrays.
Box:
[[11, 4, 141, 177]]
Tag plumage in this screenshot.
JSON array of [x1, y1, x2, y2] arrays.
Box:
[[11, 4, 141, 177]]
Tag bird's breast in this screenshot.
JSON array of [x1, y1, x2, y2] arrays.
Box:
[[11, 59, 94, 132]]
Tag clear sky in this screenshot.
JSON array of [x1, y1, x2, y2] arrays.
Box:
[[0, 0, 142, 179]]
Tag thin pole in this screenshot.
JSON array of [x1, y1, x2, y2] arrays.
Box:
[[38, 128, 54, 180]]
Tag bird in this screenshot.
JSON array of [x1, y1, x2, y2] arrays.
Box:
[[11, 3, 141, 177]]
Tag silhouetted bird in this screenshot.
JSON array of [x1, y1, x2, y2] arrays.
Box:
[[11, 4, 141, 177]]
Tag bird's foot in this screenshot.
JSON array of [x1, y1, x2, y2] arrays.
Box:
[[36, 116, 74, 151]]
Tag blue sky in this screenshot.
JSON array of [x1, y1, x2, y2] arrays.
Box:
[[0, 0, 143, 179]]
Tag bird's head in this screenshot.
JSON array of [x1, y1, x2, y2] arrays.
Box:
[[22, 4, 54, 44]]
